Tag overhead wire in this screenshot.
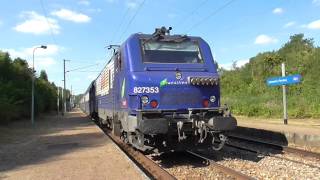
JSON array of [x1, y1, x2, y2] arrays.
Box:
[[117, 0, 147, 43], [39, 0, 58, 45], [66, 63, 100, 73], [186, 0, 237, 33], [177, 0, 210, 29], [110, 7, 131, 44], [217, 0, 288, 35], [70, 71, 102, 72]]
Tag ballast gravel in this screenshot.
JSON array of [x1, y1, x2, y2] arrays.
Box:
[[150, 145, 320, 180]]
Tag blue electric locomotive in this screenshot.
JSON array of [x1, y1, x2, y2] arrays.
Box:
[[81, 27, 237, 151]]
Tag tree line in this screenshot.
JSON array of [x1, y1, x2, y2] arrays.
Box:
[[0, 51, 69, 124], [1, 34, 318, 123], [220, 34, 320, 118]]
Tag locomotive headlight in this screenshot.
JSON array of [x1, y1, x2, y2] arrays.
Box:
[[190, 78, 196, 84], [196, 78, 201, 85], [210, 95, 216, 103], [215, 78, 219, 85], [204, 78, 210, 85], [200, 78, 206, 85], [209, 78, 214, 85], [141, 95, 149, 105]]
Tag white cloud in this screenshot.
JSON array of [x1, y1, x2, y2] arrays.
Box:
[[306, 19, 320, 29], [126, 1, 138, 9], [73, 77, 81, 82], [37, 57, 56, 67], [78, 0, 90, 6], [87, 8, 102, 13], [106, 0, 141, 9], [25, 44, 60, 56], [167, 13, 177, 19], [125, 0, 143, 9], [51, 9, 91, 23], [2, 44, 60, 58], [254, 34, 278, 45], [312, 0, 320, 6], [236, 59, 250, 67], [272, 8, 283, 14], [220, 59, 249, 70], [106, 0, 118, 3], [1, 44, 60, 69], [14, 11, 60, 35], [87, 74, 96, 80], [283, 21, 296, 28]]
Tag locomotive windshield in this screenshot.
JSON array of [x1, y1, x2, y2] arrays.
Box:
[[141, 40, 203, 64]]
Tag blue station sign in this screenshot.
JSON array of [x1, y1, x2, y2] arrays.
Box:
[[266, 74, 302, 86]]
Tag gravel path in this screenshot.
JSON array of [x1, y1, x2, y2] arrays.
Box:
[[0, 110, 144, 180]]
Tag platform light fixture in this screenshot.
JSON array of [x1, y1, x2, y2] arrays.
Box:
[[31, 45, 47, 125]]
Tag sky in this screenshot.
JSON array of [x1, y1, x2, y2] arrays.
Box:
[[0, 0, 320, 94]]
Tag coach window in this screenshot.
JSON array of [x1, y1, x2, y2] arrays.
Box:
[[108, 69, 111, 89]]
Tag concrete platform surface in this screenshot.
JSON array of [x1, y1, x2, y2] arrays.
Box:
[[0, 110, 144, 180], [233, 116, 320, 151], [236, 116, 320, 136]]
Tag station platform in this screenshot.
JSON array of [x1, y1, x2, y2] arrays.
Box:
[[233, 116, 320, 152], [0, 109, 145, 180]]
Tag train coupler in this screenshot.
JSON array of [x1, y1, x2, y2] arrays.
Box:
[[177, 121, 187, 142], [211, 133, 227, 151]]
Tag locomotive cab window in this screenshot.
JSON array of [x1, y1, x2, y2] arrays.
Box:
[[141, 39, 203, 64]]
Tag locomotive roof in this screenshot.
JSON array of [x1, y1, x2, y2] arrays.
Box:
[[128, 33, 202, 41], [83, 32, 208, 92]]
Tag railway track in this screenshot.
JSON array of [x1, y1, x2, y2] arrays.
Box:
[[185, 150, 255, 180], [92, 116, 319, 179], [228, 135, 320, 159], [94, 120, 258, 179], [95, 123, 175, 180]]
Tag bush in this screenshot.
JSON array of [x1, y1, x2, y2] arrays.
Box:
[[220, 34, 320, 118], [0, 51, 59, 124]]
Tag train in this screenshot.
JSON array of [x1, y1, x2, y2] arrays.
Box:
[[80, 27, 237, 152]]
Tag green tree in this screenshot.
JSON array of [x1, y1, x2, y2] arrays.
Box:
[[0, 51, 64, 124], [39, 70, 49, 81], [221, 34, 320, 118]]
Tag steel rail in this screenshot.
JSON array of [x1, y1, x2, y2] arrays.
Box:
[[186, 151, 255, 180], [99, 127, 176, 180], [225, 143, 320, 169], [228, 135, 320, 160]]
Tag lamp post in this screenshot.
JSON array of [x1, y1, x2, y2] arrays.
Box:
[[31, 45, 47, 125]]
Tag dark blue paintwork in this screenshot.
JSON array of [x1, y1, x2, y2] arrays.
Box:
[[94, 33, 221, 116], [82, 33, 221, 117]]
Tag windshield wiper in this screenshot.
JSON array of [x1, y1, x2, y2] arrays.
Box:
[[161, 35, 189, 43]]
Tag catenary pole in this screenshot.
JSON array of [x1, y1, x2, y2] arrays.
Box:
[[63, 59, 70, 115], [57, 87, 59, 116], [282, 63, 288, 125], [63, 59, 67, 115]]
